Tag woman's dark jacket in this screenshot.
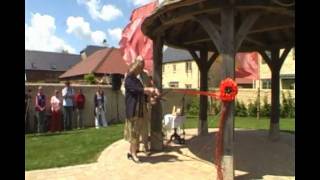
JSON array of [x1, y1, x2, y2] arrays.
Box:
[[125, 74, 145, 119]]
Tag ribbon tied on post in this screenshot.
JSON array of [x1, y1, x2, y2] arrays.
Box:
[[174, 78, 238, 180]]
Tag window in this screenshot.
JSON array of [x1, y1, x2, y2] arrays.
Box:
[[185, 62, 192, 73], [238, 84, 253, 89], [173, 64, 176, 73], [50, 64, 57, 70], [185, 84, 192, 89], [282, 78, 295, 90], [162, 65, 165, 73], [262, 79, 271, 89], [169, 82, 179, 88]]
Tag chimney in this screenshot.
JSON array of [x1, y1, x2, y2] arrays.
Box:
[[81, 52, 87, 60]]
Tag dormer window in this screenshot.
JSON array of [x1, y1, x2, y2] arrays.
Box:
[[31, 62, 37, 69], [51, 64, 57, 70]]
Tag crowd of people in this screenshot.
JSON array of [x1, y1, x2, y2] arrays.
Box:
[[25, 81, 109, 134], [25, 56, 160, 163]]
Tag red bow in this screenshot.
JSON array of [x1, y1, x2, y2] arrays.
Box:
[[174, 78, 238, 102], [174, 78, 238, 180]]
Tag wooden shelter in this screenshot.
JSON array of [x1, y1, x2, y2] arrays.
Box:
[[141, 0, 294, 179]]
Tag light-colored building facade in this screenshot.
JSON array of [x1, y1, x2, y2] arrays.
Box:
[[162, 60, 200, 89], [254, 48, 295, 90], [162, 47, 295, 91]]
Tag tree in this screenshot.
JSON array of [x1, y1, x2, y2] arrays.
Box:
[[84, 73, 96, 84]]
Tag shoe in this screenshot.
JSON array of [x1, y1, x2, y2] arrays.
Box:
[[131, 155, 141, 163], [143, 151, 151, 156], [127, 153, 133, 160]]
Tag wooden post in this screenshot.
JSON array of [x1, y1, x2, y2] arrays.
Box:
[[220, 6, 235, 180], [150, 35, 164, 151], [194, 5, 260, 179], [259, 47, 291, 141], [198, 49, 209, 136], [188, 50, 219, 136]]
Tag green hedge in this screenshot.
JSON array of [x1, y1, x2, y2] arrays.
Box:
[[84, 73, 96, 84], [186, 91, 295, 118]]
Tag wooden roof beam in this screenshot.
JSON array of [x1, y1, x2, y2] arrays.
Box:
[[235, 12, 261, 51]]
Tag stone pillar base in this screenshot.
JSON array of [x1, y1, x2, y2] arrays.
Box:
[[269, 123, 280, 141], [222, 155, 234, 180], [150, 131, 163, 151], [198, 119, 208, 136]]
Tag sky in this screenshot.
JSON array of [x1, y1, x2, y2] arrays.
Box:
[[25, 0, 156, 54]]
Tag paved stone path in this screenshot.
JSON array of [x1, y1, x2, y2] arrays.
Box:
[[26, 129, 295, 180]]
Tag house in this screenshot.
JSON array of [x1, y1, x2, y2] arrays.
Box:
[[80, 45, 107, 59], [162, 47, 295, 90], [162, 47, 251, 89], [254, 48, 295, 90], [162, 47, 200, 89], [59, 47, 129, 84], [25, 50, 81, 82]]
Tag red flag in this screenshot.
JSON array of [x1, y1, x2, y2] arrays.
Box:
[[119, 1, 157, 74], [235, 52, 260, 80]]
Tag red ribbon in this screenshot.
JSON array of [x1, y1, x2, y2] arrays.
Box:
[[174, 78, 238, 102], [173, 78, 238, 180]]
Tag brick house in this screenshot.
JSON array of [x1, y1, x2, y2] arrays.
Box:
[[59, 47, 129, 84]]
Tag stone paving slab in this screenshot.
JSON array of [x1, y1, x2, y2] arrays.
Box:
[[26, 129, 294, 180]]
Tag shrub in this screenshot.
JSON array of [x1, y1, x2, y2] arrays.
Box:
[[187, 98, 199, 115], [247, 99, 258, 117], [281, 91, 295, 118], [239, 101, 248, 117], [212, 100, 221, 115], [260, 96, 271, 117], [235, 100, 248, 117], [84, 73, 96, 84]]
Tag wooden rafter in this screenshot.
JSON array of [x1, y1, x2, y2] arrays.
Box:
[[208, 52, 219, 68], [188, 49, 201, 68], [235, 12, 261, 51], [194, 15, 222, 52]]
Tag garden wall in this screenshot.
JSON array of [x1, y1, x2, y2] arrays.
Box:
[[25, 83, 294, 133]]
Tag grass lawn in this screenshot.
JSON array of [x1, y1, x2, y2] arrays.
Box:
[[184, 115, 295, 132], [26, 116, 294, 171], [25, 124, 123, 171]]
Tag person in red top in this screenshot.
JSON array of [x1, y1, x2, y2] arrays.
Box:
[[50, 90, 62, 132], [75, 88, 86, 129]]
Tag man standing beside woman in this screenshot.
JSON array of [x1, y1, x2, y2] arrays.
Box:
[[124, 58, 160, 163], [135, 56, 158, 155]]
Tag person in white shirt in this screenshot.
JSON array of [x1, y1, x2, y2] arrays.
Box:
[[50, 90, 62, 132], [62, 81, 74, 131]]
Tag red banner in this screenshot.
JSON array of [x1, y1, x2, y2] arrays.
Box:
[[235, 52, 260, 80], [119, 2, 157, 74]]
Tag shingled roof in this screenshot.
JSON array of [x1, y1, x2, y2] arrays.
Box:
[[25, 50, 81, 71], [163, 47, 199, 63], [80, 45, 106, 56], [59, 47, 129, 79]]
